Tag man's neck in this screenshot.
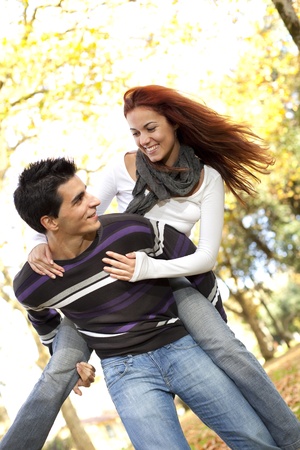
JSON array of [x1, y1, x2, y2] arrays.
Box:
[[47, 231, 97, 260]]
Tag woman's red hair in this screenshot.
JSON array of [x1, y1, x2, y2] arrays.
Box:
[[123, 85, 275, 203]]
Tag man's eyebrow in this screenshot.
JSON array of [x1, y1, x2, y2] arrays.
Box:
[[71, 186, 86, 205]]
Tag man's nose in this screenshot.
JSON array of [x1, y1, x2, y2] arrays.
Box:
[[88, 193, 100, 207]]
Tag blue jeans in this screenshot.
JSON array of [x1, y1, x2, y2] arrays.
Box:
[[172, 280, 300, 450], [0, 318, 91, 450], [101, 335, 279, 450]]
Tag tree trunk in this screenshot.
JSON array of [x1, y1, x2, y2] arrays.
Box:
[[61, 398, 96, 450], [260, 297, 291, 348], [232, 291, 275, 361]]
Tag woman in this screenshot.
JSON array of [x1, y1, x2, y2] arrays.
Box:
[[28, 85, 300, 450]]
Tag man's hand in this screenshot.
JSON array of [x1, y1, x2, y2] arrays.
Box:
[[73, 362, 96, 396]]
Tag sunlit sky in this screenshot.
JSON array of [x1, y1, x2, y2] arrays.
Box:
[[0, 0, 271, 447]]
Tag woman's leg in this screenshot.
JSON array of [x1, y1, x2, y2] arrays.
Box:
[[0, 318, 91, 450], [171, 280, 300, 450]]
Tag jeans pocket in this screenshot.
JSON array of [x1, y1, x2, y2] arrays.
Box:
[[101, 356, 131, 389], [168, 335, 199, 351]]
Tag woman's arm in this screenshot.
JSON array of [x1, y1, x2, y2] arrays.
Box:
[[26, 228, 64, 278], [103, 171, 224, 280], [28, 244, 64, 278]]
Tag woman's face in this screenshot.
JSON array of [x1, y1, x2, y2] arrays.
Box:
[[126, 106, 180, 166]]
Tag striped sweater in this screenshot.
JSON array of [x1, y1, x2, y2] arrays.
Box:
[[14, 213, 226, 359]]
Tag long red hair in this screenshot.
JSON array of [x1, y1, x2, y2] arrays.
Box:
[[123, 85, 274, 203]]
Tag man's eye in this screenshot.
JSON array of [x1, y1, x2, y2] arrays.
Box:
[[75, 196, 83, 205]]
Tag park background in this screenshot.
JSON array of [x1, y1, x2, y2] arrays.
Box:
[[0, 0, 299, 448]]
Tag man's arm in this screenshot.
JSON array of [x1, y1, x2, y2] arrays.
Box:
[[27, 308, 62, 353]]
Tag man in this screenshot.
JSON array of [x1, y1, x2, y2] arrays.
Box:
[[6, 157, 279, 450]]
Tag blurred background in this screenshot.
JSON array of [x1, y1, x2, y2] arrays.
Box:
[[0, 0, 299, 449]]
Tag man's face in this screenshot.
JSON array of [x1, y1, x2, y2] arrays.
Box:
[[55, 175, 101, 237]]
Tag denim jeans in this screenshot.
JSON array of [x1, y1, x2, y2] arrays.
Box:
[[171, 281, 300, 450], [101, 335, 279, 450], [0, 318, 91, 450]]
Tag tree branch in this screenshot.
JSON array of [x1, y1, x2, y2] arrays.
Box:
[[271, 0, 300, 52], [10, 89, 47, 107]]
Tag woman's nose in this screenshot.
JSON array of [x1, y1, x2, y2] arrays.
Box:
[[139, 132, 150, 147]]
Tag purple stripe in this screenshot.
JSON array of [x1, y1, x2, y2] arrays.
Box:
[[67, 286, 175, 333], [115, 294, 175, 333], [57, 280, 174, 323], [66, 283, 146, 320], [173, 233, 192, 257]]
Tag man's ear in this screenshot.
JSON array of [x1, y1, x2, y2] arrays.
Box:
[[40, 215, 59, 232]]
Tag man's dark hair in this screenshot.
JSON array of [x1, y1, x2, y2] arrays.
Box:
[[14, 157, 77, 234]]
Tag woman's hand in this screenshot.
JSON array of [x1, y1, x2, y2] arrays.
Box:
[[73, 362, 96, 396], [28, 244, 64, 279], [102, 251, 136, 281]]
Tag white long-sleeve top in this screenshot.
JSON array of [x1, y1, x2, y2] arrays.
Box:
[[28, 151, 225, 282]]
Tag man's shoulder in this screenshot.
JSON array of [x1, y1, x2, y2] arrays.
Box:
[[13, 262, 40, 295], [97, 214, 157, 251], [99, 213, 151, 228], [98, 214, 183, 241]]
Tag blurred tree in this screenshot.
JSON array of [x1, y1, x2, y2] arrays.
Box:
[[263, 274, 300, 340]]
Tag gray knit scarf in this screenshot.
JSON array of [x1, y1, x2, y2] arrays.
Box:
[[125, 145, 204, 216]]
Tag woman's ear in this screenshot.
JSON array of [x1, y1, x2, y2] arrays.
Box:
[[40, 215, 59, 232]]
